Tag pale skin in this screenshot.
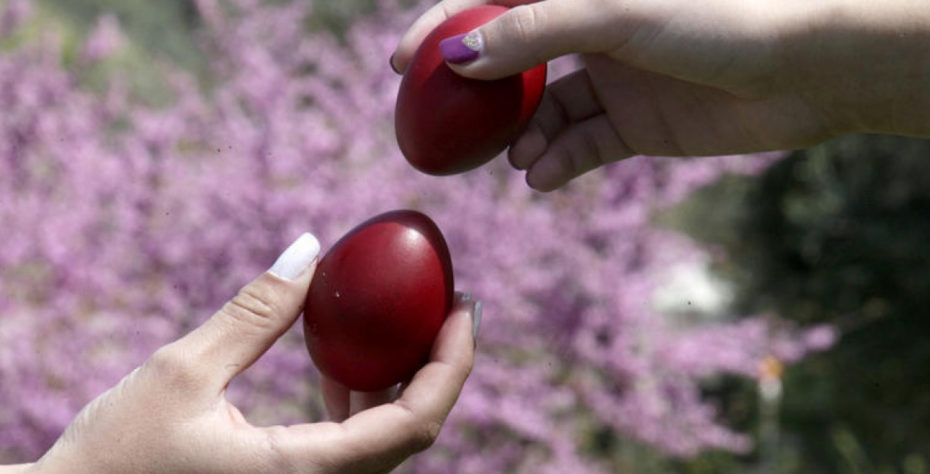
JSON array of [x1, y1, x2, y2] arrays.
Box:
[[1, 259, 478, 474], [391, 0, 930, 191], [3, 1, 929, 472]]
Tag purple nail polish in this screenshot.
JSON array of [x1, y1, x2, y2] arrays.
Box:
[[439, 31, 482, 65]]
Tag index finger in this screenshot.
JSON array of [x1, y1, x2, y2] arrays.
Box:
[[263, 297, 478, 472], [338, 297, 477, 460], [391, 0, 541, 73]]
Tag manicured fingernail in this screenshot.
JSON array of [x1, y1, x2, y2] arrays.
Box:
[[439, 31, 482, 65], [269, 233, 320, 281], [389, 52, 401, 75], [472, 300, 483, 342], [456, 293, 482, 344]]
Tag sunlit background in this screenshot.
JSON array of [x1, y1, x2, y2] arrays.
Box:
[[1, 0, 928, 472]]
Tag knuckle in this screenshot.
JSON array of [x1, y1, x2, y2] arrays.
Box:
[[410, 420, 443, 453], [223, 284, 280, 332], [505, 5, 545, 45], [262, 427, 301, 474], [463, 358, 475, 380], [582, 129, 606, 168], [393, 400, 444, 453], [144, 344, 202, 391], [147, 345, 186, 375], [565, 127, 608, 178]]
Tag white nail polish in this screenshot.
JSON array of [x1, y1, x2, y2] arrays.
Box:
[[269, 233, 320, 281]]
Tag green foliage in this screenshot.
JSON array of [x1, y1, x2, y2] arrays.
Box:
[[24, 0, 388, 101], [36, 0, 201, 70], [12, 0, 928, 471], [671, 134, 930, 473], [3, 0, 204, 104], [303, 0, 380, 35]]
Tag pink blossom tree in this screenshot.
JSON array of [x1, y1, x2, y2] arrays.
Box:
[[0, 0, 834, 470]]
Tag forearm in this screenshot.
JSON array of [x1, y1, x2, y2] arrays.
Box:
[[779, 0, 930, 137]]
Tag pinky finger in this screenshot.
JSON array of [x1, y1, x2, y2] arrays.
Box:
[[525, 114, 634, 192]]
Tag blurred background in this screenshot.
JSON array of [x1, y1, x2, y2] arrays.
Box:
[[0, 0, 927, 473]]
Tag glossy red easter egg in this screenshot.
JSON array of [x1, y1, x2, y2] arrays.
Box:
[[303, 210, 454, 392], [395, 5, 547, 175]]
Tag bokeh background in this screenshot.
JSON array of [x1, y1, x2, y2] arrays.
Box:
[[0, 0, 927, 472]]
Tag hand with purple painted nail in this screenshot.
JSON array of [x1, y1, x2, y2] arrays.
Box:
[[394, 5, 547, 176], [392, 0, 930, 192], [5, 234, 478, 474]]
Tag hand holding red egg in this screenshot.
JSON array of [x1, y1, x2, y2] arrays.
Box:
[[395, 6, 547, 175], [303, 210, 455, 392]]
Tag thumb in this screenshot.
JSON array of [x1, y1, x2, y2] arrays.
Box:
[[439, 0, 614, 79], [167, 233, 321, 393]]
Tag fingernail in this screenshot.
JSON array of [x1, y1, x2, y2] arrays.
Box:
[[439, 31, 482, 65], [456, 293, 482, 344], [269, 233, 320, 281], [389, 52, 401, 75], [472, 300, 483, 342]]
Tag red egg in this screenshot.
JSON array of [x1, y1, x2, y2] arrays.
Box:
[[303, 210, 454, 392], [395, 5, 548, 176]]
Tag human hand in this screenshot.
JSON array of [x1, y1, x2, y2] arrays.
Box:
[[392, 0, 930, 191], [14, 233, 478, 474]]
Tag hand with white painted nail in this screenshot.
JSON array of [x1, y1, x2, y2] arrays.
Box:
[[392, 0, 930, 192], [11, 233, 478, 474]]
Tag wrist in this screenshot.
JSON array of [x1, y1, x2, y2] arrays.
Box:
[[777, 0, 930, 137]]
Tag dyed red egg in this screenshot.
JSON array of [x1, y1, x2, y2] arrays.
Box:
[[395, 5, 547, 175], [303, 210, 454, 392]]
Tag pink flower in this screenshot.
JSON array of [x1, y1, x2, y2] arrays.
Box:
[[0, 0, 831, 470], [81, 14, 124, 64]]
